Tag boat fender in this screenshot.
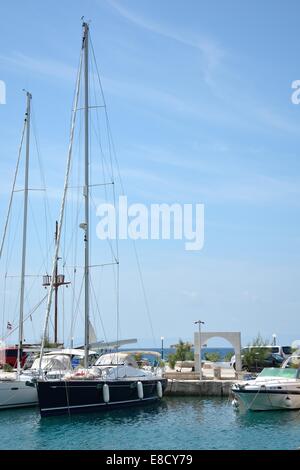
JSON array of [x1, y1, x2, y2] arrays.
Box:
[[285, 396, 292, 407], [137, 381, 144, 399], [103, 383, 110, 403], [157, 381, 163, 398]]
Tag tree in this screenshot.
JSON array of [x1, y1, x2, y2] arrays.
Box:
[[42, 335, 58, 349], [242, 333, 269, 371], [173, 339, 194, 361], [167, 339, 194, 368]]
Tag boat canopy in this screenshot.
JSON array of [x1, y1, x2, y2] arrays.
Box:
[[95, 352, 138, 367], [30, 354, 72, 371]]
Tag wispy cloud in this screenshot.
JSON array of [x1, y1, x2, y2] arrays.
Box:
[[0, 52, 77, 82], [2, 49, 297, 135], [119, 142, 300, 205], [255, 106, 300, 133], [124, 144, 230, 176], [107, 0, 225, 84], [181, 290, 199, 300], [106, 1, 299, 135], [120, 154, 300, 206]]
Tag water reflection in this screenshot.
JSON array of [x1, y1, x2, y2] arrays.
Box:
[[2, 397, 300, 450], [37, 400, 169, 429], [235, 407, 300, 429], [164, 396, 205, 422]]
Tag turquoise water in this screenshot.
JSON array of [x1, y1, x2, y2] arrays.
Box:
[[1, 397, 300, 450]]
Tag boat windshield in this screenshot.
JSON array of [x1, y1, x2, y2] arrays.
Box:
[[259, 368, 299, 379]]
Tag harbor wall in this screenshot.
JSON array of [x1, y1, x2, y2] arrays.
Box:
[[165, 379, 237, 397]]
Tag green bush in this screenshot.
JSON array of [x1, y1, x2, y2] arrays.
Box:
[[204, 352, 221, 362], [133, 353, 143, 368], [168, 353, 176, 369], [224, 351, 234, 362]]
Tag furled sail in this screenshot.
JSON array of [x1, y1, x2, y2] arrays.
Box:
[[88, 320, 97, 345]]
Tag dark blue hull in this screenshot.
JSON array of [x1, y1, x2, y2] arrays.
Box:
[[37, 378, 168, 417]]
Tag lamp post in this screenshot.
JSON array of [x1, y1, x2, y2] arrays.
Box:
[[160, 336, 164, 360], [194, 320, 205, 380]]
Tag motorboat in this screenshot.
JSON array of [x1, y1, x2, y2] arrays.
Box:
[[232, 354, 300, 411]]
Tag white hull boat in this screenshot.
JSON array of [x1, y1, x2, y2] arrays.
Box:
[[0, 351, 75, 409], [0, 374, 37, 409], [232, 367, 300, 411]]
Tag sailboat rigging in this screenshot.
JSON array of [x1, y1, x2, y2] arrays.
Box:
[[42, 221, 70, 345]]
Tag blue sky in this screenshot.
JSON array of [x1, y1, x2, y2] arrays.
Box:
[[1, 0, 300, 348]]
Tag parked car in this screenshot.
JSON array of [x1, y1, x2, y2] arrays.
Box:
[[230, 346, 289, 371], [271, 345, 293, 358]]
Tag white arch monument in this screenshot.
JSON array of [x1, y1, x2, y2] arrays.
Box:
[[194, 331, 242, 373]]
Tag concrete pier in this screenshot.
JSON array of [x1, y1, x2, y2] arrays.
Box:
[[165, 379, 238, 397]]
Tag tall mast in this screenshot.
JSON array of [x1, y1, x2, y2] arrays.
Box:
[[17, 91, 31, 373], [54, 221, 58, 343], [83, 22, 90, 368]]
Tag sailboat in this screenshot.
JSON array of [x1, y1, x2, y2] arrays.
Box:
[[0, 94, 74, 409], [0, 91, 38, 408], [36, 22, 167, 417]]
